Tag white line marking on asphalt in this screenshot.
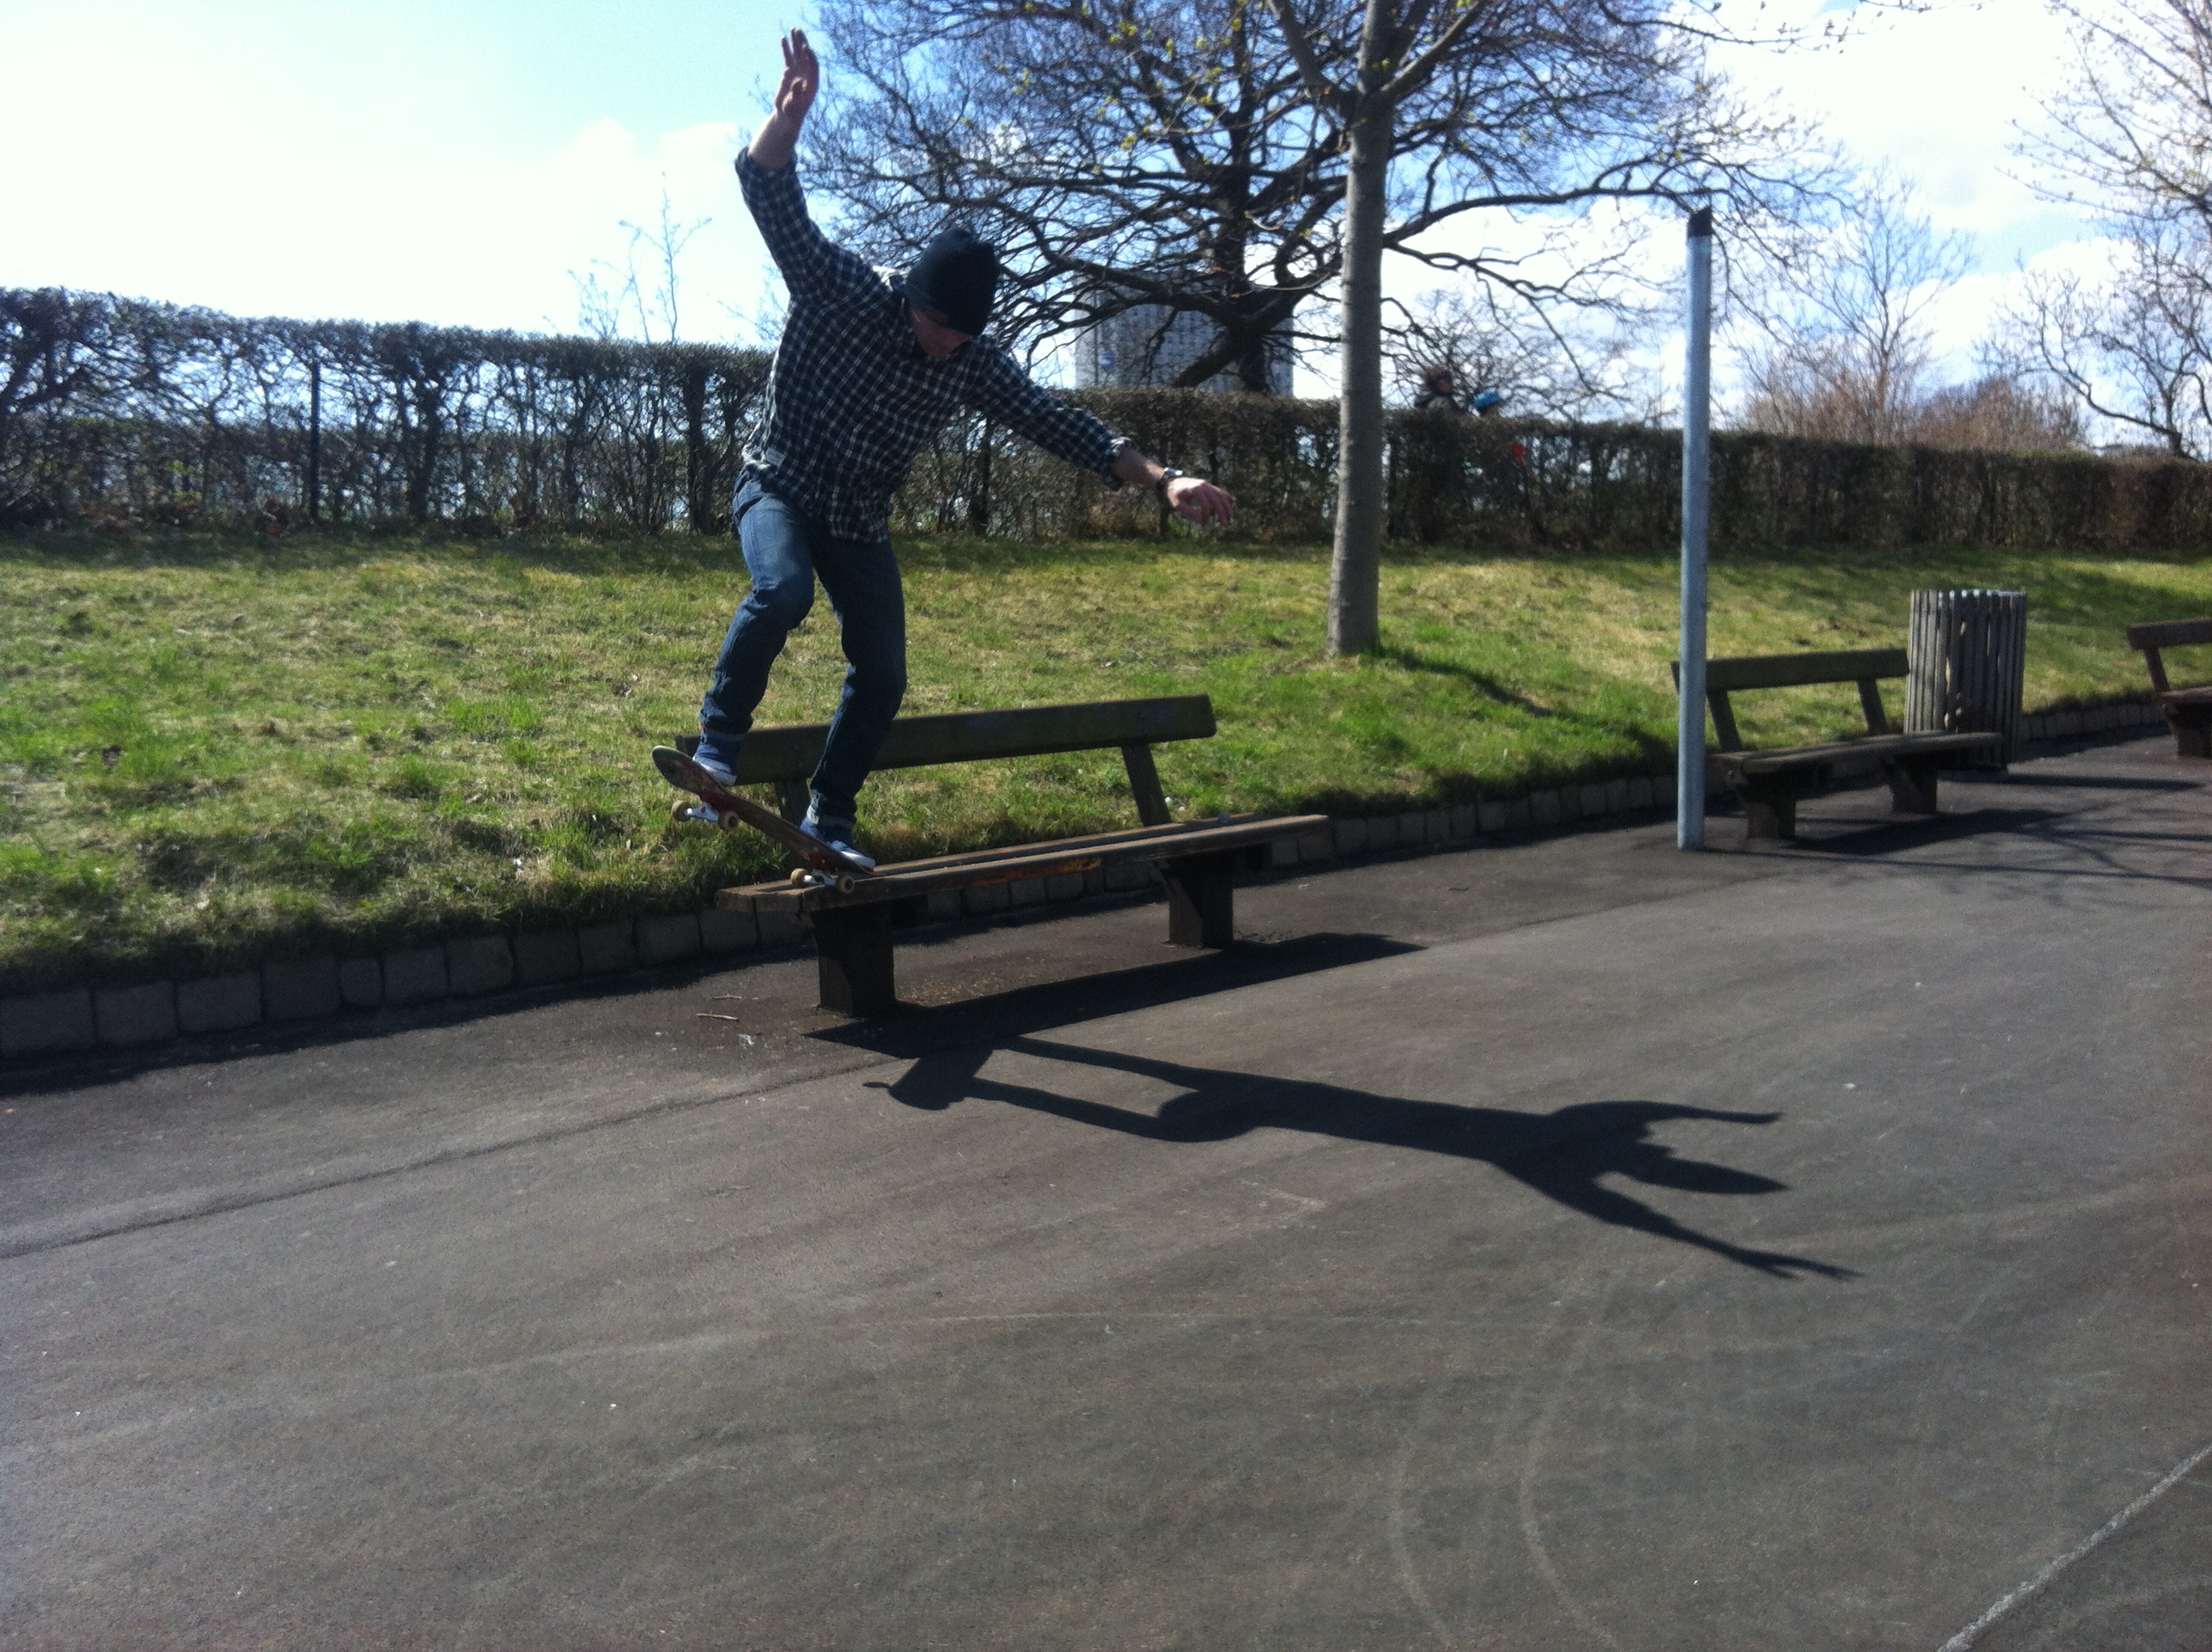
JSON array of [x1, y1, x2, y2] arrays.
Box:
[[1386, 1429, 1457, 1649], [1240, 1179, 1326, 1213], [1937, 1436, 2212, 1650], [1517, 1300, 1625, 1651]]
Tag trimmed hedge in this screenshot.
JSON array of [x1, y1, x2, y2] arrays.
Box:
[[0, 288, 766, 532], [7, 287, 2209, 550]]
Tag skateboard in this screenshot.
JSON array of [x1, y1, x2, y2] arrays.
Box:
[[651, 746, 874, 893]]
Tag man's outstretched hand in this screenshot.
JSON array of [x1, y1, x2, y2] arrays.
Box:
[[774, 28, 818, 126], [1167, 475, 1236, 529], [1111, 447, 1237, 528], [750, 28, 818, 168]]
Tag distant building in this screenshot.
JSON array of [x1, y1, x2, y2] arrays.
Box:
[[1072, 304, 1293, 393]]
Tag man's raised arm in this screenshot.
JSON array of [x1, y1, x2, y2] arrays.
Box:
[[738, 28, 876, 305], [748, 28, 817, 172]]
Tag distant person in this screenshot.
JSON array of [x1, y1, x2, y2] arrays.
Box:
[[1413, 364, 1463, 412], [687, 28, 1234, 869], [1412, 365, 1505, 418]]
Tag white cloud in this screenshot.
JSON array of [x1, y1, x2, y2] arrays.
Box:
[[0, 0, 777, 339], [1709, 0, 2107, 374], [0, 0, 2126, 382], [1301, 0, 2126, 409]]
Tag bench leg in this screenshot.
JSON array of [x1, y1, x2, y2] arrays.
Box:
[[811, 905, 898, 1016], [1737, 788, 1796, 841], [2168, 705, 2212, 759], [1887, 757, 1941, 815], [1161, 851, 1237, 949]]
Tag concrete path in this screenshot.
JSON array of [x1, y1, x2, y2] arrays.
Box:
[[4, 736, 2207, 1650]]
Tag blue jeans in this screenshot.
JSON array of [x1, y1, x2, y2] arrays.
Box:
[[699, 481, 907, 825]]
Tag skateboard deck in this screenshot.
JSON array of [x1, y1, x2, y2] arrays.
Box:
[[651, 746, 873, 892]]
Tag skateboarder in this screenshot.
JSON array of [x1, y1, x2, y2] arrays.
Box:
[[689, 27, 1236, 870]]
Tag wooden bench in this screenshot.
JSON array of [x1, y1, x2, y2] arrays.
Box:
[[2124, 618, 2212, 757], [1673, 649, 2002, 841], [686, 695, 1327, 1015]]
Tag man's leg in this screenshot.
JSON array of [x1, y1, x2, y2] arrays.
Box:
[[698, 484, 817, 765], [806, 531, 907, 831]]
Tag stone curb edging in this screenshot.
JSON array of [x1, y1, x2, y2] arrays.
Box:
[[0, 700, 2168, 1062]]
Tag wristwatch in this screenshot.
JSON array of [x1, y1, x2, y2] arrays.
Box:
[[1154, 466, 1186, 498]]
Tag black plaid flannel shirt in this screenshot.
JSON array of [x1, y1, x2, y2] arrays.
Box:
[[736, 150, 1128, 541]]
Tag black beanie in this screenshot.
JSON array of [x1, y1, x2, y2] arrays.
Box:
[[905, 224, 1000, 335]]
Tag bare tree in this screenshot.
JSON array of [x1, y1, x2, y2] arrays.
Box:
[[1, 288, 109, 517], [806, 0, 1835, 653], [1736, 172, 1969, 443], [570, 184, 712, 345], [2004, 0, 2212, 454], [2025, 0, 2212, 226], [1388, 285, 1656, 422], [1267, 0, 1837, 652], [2000, 229, 2212, 455], [1910, 371, 2084, 451]]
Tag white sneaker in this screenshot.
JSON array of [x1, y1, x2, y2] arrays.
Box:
[[801, 811, 876, 871], [690, 742, 737, 787]]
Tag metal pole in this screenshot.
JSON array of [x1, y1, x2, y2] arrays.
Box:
[[1677, 206, 1713, 850], [306, 352, 323, 524]]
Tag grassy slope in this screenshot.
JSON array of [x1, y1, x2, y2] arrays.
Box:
[[3, 525, 2207, 991]]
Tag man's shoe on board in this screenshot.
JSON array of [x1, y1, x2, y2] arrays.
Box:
[[801, 810, 876, 871], [691, 741, 738, 788]]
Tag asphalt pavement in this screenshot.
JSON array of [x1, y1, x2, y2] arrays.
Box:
[[3, 735, 2207, 1650]]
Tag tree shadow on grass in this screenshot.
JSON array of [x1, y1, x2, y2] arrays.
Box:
[[881, 1036, 1854, 1280], [1374, 643, 1565, 717], [1374, 641, 1674, 761]]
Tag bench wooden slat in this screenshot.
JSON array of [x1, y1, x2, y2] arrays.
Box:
[[1698, 649, 1908, 693], [1726, 731, 2000, 776], [725, 813, 1327, 911], [2124, 617, 2212, 652], [797, 816, 1285, 879], [721, 695, 1217, 783]]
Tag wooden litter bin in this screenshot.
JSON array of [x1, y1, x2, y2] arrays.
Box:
[[1907, 588, 2027, 766]]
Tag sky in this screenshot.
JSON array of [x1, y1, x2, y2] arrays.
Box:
[[1707, 0, 2112, 382], [0, 0, 784, 340], [0, 0, 2116, 395]]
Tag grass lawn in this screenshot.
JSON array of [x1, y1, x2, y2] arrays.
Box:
[[4, 524, 2208, 992]]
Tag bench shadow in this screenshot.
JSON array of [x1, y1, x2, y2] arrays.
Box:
[[877, 1036, 1854, 1282], [1754, 804, 2212, 893], [2014, 773, 2202, 792], [1773, 805, 2062, 856], [812, 930, 1423, 1062]]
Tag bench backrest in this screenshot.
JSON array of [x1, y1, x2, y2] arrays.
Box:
[[1671, 649, 1904, 753], [705, 695, 1216, 825], [2124, 617, 2212, 694]]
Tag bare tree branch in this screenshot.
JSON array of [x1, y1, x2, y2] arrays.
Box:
[[2005, 0, 2212, 454]]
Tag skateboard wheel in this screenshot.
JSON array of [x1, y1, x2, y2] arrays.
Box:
[[670, 797, 695, 823], [789, 868, 811, 887], [834, 875, 856, 895]]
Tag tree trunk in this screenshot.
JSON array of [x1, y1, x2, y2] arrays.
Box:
[[967, 422, 993, 535], [1328, 97, 1393, 656], [681, 357, 710, 533]]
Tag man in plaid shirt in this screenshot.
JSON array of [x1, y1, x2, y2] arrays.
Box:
[[689, 29, 1235, 869]]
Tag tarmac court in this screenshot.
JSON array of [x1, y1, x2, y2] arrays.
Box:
[[3, 736, 2207, 1649]]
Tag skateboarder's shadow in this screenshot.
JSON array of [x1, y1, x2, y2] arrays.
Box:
[[881, 1038, 1853, 1281]]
